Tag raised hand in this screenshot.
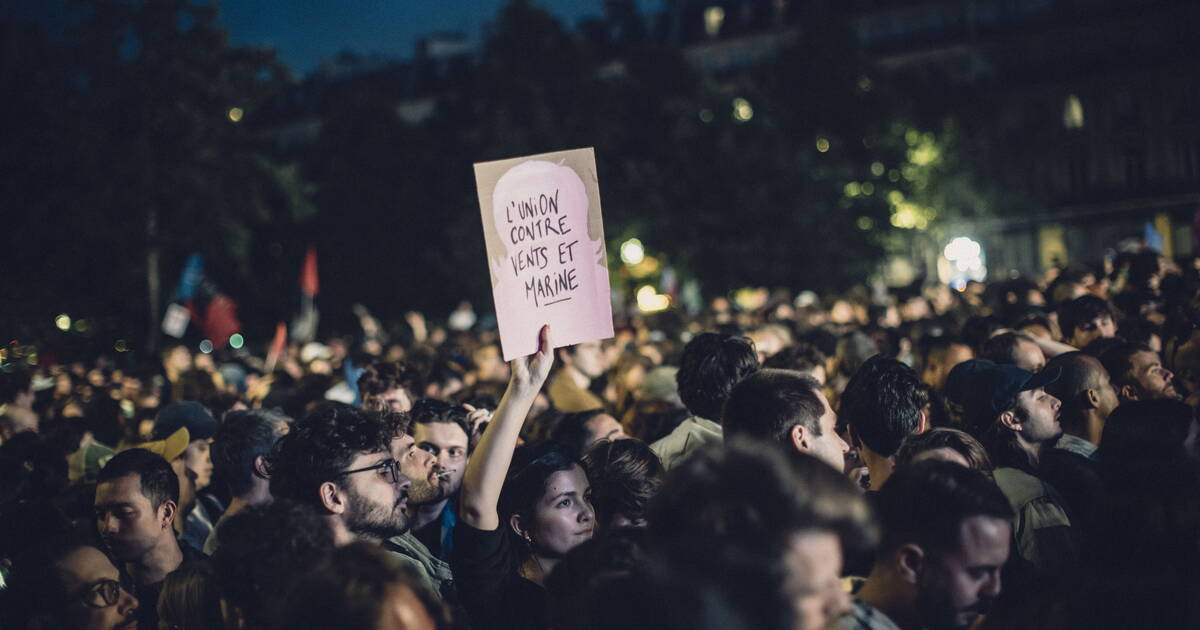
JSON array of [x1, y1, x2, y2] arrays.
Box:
[[510, 324, 554, 396]]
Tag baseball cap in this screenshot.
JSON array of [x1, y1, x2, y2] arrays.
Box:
[[153, 401, 216, 441], [945, 359, 1061, 432], [118, 427, 190, 462]]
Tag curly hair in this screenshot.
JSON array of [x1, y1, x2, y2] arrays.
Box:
[[357, 361, 419, 411], [266, 402, 396, 506], [581, 439, 663, 529]]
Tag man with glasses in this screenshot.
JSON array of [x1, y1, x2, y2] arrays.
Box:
[[267, 402, 455, 603]]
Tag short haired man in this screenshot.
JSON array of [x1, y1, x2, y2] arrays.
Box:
[[650, 333, 759, 469], [981, 332, 1046, 373], [548, 340, 607, 412], [840, 356, 928, 491], [1058, 295, 1117, 349], [948, 359, 1075, 576], [841, 461, 1013, 630], [203, 408, 291, 554], [723, 368, 850, 470], [152, 401, 219, 551], [1099, 341, 1179, 402], [650, 442, 873, 630], [549, 409, 628, 460], [95, 448, 206, 630], [268, 402, 454, 602], [409, 399, 475, 559], [359, 360, 418, 413], [920, 337, 974, 393], [1043, 352, 1118, 457]]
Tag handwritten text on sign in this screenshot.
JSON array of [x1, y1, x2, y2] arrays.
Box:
[[475, 148, 613, 360]]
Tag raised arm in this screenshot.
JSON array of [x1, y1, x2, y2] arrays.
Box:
[[459, 325, 554, 530]]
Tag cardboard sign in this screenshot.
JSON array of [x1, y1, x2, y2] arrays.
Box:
[[162, 303, 190, 339], [475, 148, 614, 360]]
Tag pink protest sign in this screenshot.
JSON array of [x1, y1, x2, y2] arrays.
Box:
[[475, 148, 614, 361]]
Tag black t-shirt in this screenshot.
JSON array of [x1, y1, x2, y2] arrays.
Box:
[[450, 520, 546, 630], [129, 541, 209, 630]]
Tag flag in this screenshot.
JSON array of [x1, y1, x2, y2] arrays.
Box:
[[175, 253, 205, 302], [265, 322, 287, 373], [292, 245, 319, 342], [202, 294, 241, 350], [1144, 220, 1164, 253], [300, 245, 319, 297]]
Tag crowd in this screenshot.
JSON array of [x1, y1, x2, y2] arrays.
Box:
[[1, 247, 1199, 630]]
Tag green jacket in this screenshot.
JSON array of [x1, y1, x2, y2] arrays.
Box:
[[650, 416, 722, 470]]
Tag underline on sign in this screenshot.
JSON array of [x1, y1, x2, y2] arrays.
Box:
[[543, 297, 572, 306]]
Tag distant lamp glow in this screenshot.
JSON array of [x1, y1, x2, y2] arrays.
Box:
[[860, 182, 875, 195], [228, 107, 244, 123], [73, 319, 90, 334], [199, 339, 214, 354], [114, 339, 129, 352], [636, 285, 670, 313], [55, 314, 71, 331], [858, 76, 873, 92], [699, 109, 714, 123], [856, 216, 874, 231], [870, 161, 885, 177], [844, 182, 861, 197], [732, 97, 753, 122], [943, 236, 986, 283], [1063, 94, 1084, 129], [620, 238, 645, 265], [704, 6, 725, 38], [816, 137, 830, 153], [229, 333, 245, 349]]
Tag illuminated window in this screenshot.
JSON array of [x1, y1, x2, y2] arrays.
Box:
[[1063, 94, 1084, 129], [704, 6, 725, 38]]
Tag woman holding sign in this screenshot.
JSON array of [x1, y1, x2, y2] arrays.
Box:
[[452, 325, 596, 630]]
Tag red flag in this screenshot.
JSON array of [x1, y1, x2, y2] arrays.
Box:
[[300, 246, 319, 297], [202, 294, 242, 350]]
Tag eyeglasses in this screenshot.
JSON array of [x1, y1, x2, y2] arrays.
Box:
[[78, 578, 130, 608], [336, 458, 403, 485]]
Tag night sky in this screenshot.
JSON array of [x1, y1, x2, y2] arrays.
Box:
[[8, 0, 658, 75]]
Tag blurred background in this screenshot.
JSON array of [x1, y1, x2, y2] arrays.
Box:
[[3, 0, 1199, 361]]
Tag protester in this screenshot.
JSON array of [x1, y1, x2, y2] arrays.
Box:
[[580, 438, 663, 531], [408, 398, 473, 559], [453, 326, 596, 630], [95, 448, 207, 630], [947, 359, 1076, 578], [723, 368, 850, 470], [840, 356, 928, 490], [1098, 341, 1179, 402], [205, 408, 290, 553], [650, 333, 758, 469], [841, 461, 1012, 630], [548, 341, 607, 412]]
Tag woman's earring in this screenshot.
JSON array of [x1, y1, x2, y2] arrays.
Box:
[[523, 532, 533, 544]]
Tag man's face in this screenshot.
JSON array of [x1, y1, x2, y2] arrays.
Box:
[[925, 344, 974, 391], [182, 438, 213, 491], [371, 387, 413, 414], [1090, 363, 1120, 420], [567, 341, 606, 379], [917, 516, 1010, 630], [585, 413, 628, 446], [1014, 387, 1062, 445], [341, 450, 411, 540], [414, 421, 469, 497], [1127, 350, 1178, 400], [1070, 313, 1116, 348], [807, 390, 850, 470], [784, 530, 849, 630], [1012, 339, 1045, 373], [95, 473, 171, 564], [392, 433, 441, 505], [55, 546, 140, 630]]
